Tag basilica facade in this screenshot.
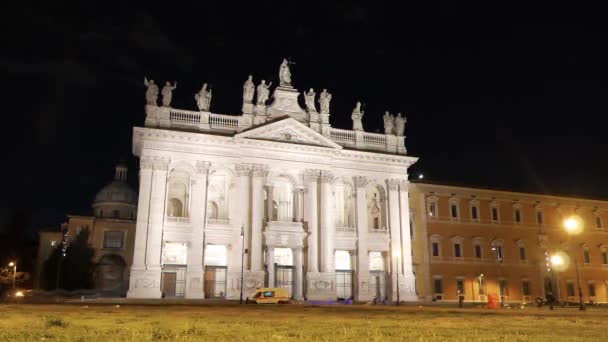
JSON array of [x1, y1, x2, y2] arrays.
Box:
[[127, 61, 417, 301]]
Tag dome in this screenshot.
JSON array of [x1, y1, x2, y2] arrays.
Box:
[[93, 180, 137, 205]]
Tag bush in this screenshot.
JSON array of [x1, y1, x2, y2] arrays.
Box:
[[45, 316, 68, 328]]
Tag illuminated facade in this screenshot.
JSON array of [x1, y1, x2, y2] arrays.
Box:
[[128, 61, 417, 301], [410, 182, 608, 304]]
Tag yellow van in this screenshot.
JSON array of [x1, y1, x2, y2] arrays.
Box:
[[252, 288, 290, 304]]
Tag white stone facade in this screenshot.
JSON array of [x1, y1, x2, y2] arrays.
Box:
[[128, 63, 417, 302]]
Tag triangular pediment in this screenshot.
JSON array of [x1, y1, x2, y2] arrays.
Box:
[[234, 118, 342, 149]]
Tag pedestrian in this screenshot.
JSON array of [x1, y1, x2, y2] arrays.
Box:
[[546, 292, 555, 310]]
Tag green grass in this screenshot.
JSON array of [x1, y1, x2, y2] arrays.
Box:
[[1, 304, 607, 341]]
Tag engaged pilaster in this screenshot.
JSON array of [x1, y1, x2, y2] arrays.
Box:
[[387, 179, 402, 303], [251, 164, 268, 272], [303, 169, 319, 273], [398, 180, 417, 301], [354, 176, 371, 302], [320, 171, 335, 273]]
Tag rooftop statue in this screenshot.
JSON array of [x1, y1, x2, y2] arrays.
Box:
[[352, 101, 364, 131], [319, 89, 332, 114], [243, 75, 255, 104], [395, 112, 407, 136], [383, 111, 395, 134], [144, 77, 159, 105], [195, 83, 212, 111], [161, 81, 177, 107], [256, 80, 272, 105], [303, 88, 317, 113], [279, 58, 292, 87]]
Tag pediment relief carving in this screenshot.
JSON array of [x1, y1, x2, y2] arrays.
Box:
[[234, 118, 341, 149]]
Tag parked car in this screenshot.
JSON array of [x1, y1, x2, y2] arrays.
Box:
[[252, 288, 290, 304]]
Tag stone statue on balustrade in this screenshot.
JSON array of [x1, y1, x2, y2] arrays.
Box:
[[394, 112, 407, 136], [195, 83, 212, 111], [161, 81, 177, 107], [256, 80, 272, 105], [351, 101, 364, 131], [303, 88, 317, 113], [318, 89, 332, 114], [383, 111, 394, 135], [144, 77, 159, 105], [243, 75, 255, 104], [279, 58, 292, 87]]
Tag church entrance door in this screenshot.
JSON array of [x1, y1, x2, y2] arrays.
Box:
[[161, 272, 177, 297], [276, 265, 294, 299], [204, 266, 227, 298]]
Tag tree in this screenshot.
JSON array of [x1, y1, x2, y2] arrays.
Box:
[[42, 228, 95, 291]]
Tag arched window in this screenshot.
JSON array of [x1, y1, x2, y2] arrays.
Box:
[[166, 170, 191, 217], [208, 172, 230, 221], [207, 201, 219, 220], [273, 178, 293, 221], [334, 181, 354, 228]]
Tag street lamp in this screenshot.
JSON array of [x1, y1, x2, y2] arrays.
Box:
[[562, 215, 585, 311], [392, 249, 400, 306], [8, 262, 16, 290]]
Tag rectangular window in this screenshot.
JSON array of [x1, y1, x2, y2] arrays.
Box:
[[471, 206, 478, 220], [494, 246, 503, 261], [519, 247, 527, 261], [456, 279, 465, 295], [432, 242, 439, 257], [434, 278, 443, 294], [597, 216, 603, 229], [474, 245, 482, 258], [429, 203, 437, 217], [492, 207, 499, 222], [536, 211, 543, 225], [450, 204, 458, 218], [113, 210, 120, 219], [522, 281, 531, 296], [567, 282, 575, 297], [589, 283, 596, 297], [103, 231, 124, 249], [602, 252, 608, 265], [454, 243, 462, 257], [499, 280, 509, 296], [514, 209, 521, 223], [584, 250, 591, 264]]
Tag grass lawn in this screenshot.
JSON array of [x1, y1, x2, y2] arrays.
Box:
[[1, 303, 607, 341]]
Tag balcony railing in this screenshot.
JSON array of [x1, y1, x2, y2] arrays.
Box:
[[336, 226, 356, 233], [207, 218, 230, 225], [165, 216, 191, 224], [369, 228, 388, 234]]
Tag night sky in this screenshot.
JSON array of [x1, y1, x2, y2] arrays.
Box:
[[4, 3, 608, 237]]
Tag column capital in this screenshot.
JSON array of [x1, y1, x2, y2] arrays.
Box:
[[153, 157, 170, 171], [386, 179, 400, 191], [140, 156, 155, 170], [195, 161, 211, 174], [235, 163, 252, 176], [354, 176, 368, 188], [252, 164, 269, 177], [399, 180, 409, 191], [319, 171, 334, 184], [304, 169, 320, 183]]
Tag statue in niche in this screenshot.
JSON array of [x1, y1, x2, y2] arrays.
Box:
[[368, 193, 381, 229], [144, 77, 159, 105], [256, 80, 272, 105], [394, 112, 407, 136], [318, 89, 332, 114], [303, 88, 317, 113], [161, 81, 177, 107], [279, 58, 292, 86], [195, 83, 212, 111], [243, 75, 255, 104], [383, 111, 394, 134], [351, 101, 364, 131]]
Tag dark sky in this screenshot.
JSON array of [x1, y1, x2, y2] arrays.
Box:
[[3, 2, 608, 236]]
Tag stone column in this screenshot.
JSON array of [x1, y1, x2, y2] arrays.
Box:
[[267, 247, 275, 287], [304, 170, 319, 273], [266, 185, 274, 222], [296, 188, 304, 222], [320, 171, 335, 273], [387, 179, 402, 303], [235, 164, 251, 270], [294, 247, 304, 300], [251, 164, 268, 272], [354, 176, 371, 301], [133, 156, 169, 298], [185, 161, 210, 299], [127, 156, 154, 298], [399, 180, 417, 301]]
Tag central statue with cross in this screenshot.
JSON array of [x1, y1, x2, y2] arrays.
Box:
[[279, 58, 295, 87]]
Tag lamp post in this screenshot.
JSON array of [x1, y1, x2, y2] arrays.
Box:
[[239, 224, 246, 304], [563, 215, 585, 311], [393, 249, 400, 306], [491, 246, 504, 307], [8, 262, 16, 290]]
